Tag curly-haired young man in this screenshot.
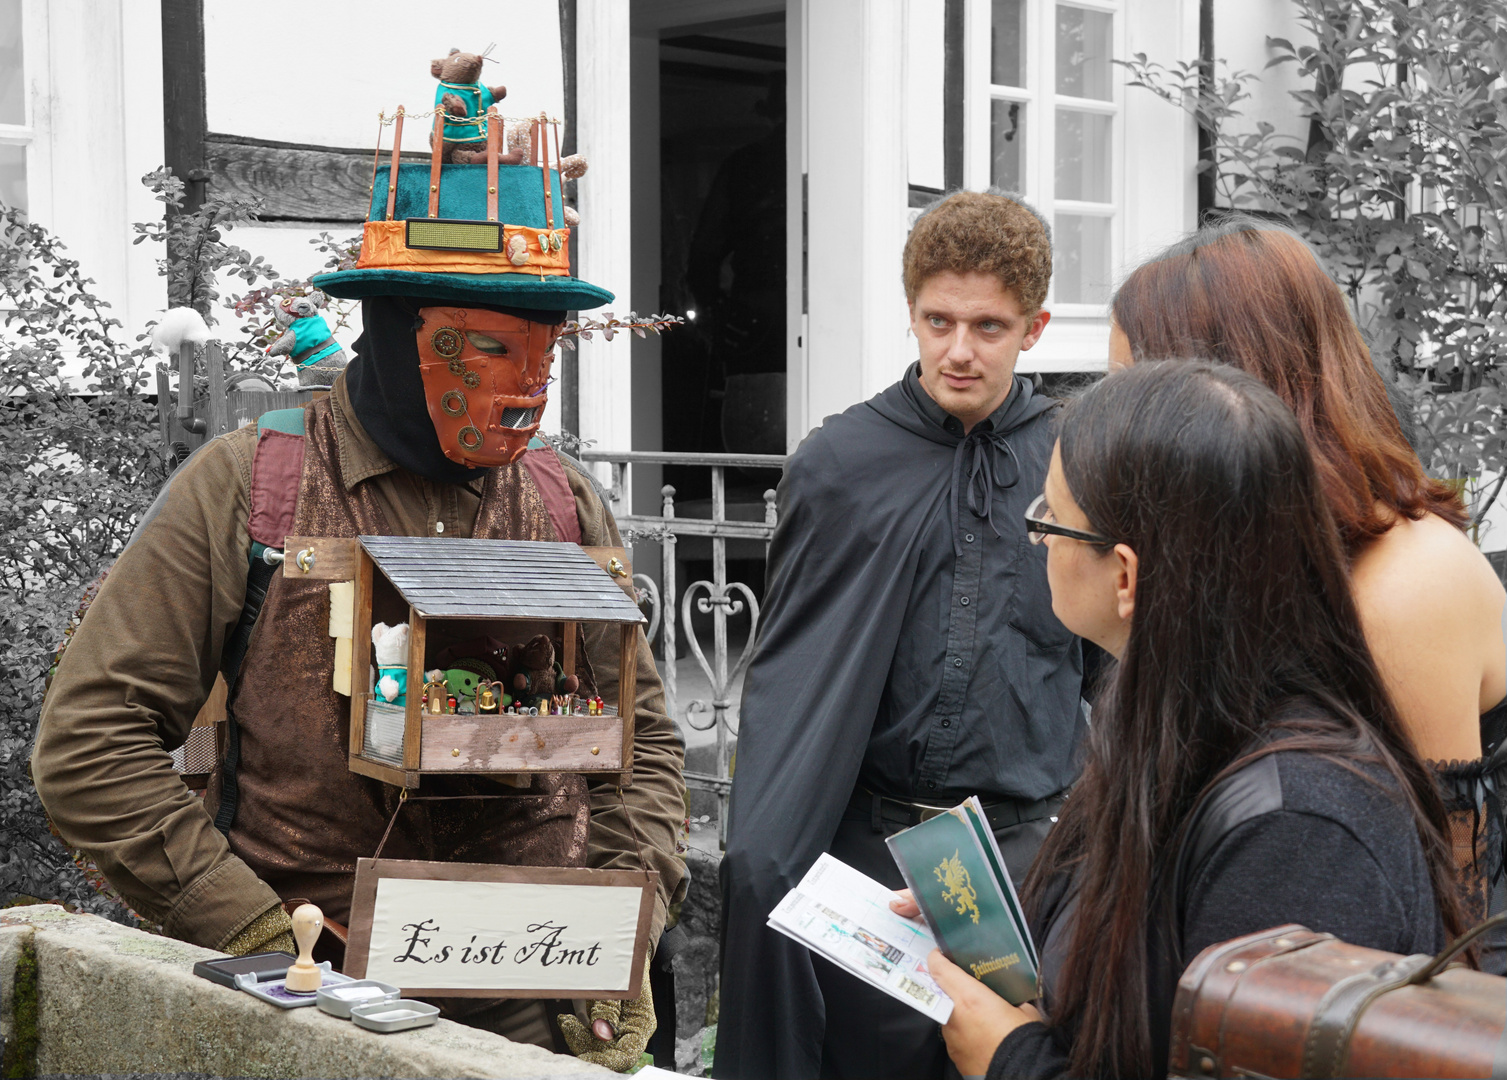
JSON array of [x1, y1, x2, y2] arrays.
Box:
[[717, 191, 1086, 1080]]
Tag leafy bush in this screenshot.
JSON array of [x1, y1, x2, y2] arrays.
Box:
[[1123, 0, 1507, 536], [0, 168, 348, 913], [0, 204, 160, 914]]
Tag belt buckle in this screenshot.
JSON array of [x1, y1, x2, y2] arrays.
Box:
[[916, 804, 949, 822]]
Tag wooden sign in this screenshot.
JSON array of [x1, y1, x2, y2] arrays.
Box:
[[343, 859, 657, 999]]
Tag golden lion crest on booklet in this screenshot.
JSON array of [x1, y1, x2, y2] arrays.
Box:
[[934, 851, 981, 925]]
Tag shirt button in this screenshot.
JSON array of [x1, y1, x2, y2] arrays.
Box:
[[435, 520, 445, 534], [960, 596, 970, 606], [926, 781, 937, 790], [953, 657, 963, 668], [941, 719, 952, 728], [965, 533, 975, 543]]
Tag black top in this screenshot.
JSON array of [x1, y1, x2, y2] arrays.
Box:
[[863, 367, 1086, 800], [716, 367, 1085, 1080], [989, 750, 1447, 1080]]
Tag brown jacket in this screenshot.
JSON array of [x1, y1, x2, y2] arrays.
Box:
[[33, 377, 686, 952]]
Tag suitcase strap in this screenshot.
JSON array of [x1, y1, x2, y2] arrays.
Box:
[[1302, 911, 1507, 1078], [1301, 952, 1434, 1078]]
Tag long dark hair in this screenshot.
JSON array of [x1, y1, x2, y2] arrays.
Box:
[[1111, 218, 1466, 551], [1023, 361, 1465, 1078]]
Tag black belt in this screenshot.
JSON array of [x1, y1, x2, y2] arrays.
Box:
[[849, 786, 1065, 834]]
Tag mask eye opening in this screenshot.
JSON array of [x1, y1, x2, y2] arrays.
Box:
[[464, 330, 509, 355]]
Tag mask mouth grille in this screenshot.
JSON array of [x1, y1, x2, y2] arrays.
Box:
[[499, 405, 539, 429]]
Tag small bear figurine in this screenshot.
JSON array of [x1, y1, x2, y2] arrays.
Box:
[[511, 633, 557, 707], [504, 122, 587, 227], [372, 621, 410, 705], [267, 292, 347, 388], [431, 47, 509, 164], [505, 121, 589, 180]]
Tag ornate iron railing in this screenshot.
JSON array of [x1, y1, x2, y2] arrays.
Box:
[[580, 450, 785, 844]]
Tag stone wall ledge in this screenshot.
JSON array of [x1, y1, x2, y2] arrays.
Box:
[[0, 904, 608, 1079]]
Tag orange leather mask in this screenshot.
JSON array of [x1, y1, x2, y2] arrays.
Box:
[[416, 306, 560, 467]]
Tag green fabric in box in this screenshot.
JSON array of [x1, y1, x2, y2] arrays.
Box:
[[368, 163, 565, 227]]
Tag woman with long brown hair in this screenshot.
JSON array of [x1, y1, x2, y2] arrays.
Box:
[[1108, 218, 1507, 942], [921, 360, 1463, 1079]]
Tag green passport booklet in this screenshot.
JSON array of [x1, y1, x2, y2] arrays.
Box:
[[885, 797, 1039, 1004]]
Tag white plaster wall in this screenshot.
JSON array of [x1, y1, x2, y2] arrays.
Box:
[[202, 0, 563, 151], [801, 0, 910, 434], [17, 0, 164, 378], [1213, 0, 1310, 199], [573, 0, 632, 473], [905, 0, 946, 194]]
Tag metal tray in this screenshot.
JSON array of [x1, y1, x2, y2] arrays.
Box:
[[234, 963, 355, 1008], [316, 978, 401, 1018], [348, 998, 441, 1033]]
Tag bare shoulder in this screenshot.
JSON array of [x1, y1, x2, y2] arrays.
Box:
[[1351, 513, 1505, 747], [1351, 512, 1503, 618]]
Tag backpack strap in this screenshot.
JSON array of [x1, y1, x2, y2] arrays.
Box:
[[214, 407, 306, 838], [520, 436, 584, 544]]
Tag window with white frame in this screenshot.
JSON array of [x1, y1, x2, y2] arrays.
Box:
[[970, 0, 1120, 309], [0, 0, 26, 214]]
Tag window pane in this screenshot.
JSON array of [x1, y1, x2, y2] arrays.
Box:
[[0, 0, 21, 125], [990, 99, 1026, 192], [1057, 5, 1112, 100], [1055, 109, 1111, 202], [1054, 213, 1111, 304], [0, 143, 24, 212], [991, 0, 1026, 87]]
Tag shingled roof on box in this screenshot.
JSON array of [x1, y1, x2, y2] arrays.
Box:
[[359, 536, 646, 622]]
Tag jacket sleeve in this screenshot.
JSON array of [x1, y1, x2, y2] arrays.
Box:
[[563, 461, 688, 950], [31, 427, 286, 950]]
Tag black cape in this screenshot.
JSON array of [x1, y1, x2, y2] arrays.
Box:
[[716, 370, 1068, 1079]]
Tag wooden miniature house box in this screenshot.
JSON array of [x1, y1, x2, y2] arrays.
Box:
[[283, 533, 644, 790]]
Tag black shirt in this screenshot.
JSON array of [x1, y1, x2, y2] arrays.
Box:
[[990, 750, 1448, 1080], [861, 366, 1085, 801]]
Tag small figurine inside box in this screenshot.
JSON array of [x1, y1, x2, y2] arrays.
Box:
[[285, 534, 644, 789]]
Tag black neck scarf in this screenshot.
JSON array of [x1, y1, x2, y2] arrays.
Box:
[[344, 295, 566, 485]]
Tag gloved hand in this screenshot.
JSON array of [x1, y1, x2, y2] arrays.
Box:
[[557, 967, 656, 1072], [223, 905, 295, 957]]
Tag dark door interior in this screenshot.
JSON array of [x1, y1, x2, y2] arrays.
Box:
[[658, 16, 787, 513]]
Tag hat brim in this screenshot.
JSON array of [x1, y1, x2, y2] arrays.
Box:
[[312, 270, 614, 312]]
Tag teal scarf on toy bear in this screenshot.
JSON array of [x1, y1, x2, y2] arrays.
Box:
[[436, 81, 495, 144]]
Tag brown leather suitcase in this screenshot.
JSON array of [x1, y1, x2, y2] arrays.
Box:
[[1168, 916, 1507, 1078]]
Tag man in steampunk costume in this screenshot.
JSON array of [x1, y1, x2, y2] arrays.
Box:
[[716, 191, 1087, 1079], [34, 113, 683, 1070]]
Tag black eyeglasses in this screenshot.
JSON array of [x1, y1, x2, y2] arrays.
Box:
[[1024, 493, 1115, 547]]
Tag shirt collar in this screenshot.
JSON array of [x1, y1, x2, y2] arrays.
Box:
[[905, 361, 1018, 438], [331, 374, 402, 490]]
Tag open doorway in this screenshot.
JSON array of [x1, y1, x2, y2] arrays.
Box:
[[657, 15, 787, 511]]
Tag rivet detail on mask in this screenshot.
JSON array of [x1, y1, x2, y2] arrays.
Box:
[[441, 389, 468, 417], [463, 371, 481, 388], [447, 357, 467, 376], [458, 425, 483, 450], [432, 327, 464, 359]]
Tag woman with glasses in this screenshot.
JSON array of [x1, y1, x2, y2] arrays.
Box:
[[1108, 218, 1507, 958], [908, 360, 1463, 1079]]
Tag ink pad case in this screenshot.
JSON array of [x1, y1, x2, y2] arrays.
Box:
[[192, 950, 297, 989], [234, 963, 355, 1008], [316, 979, 401, 1018], [348, 998, 441, 1033]]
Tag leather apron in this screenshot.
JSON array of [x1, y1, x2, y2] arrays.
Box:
[[207, 395, 590, 929]]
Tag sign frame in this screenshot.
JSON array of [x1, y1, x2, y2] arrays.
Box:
[[343, 857, 657, 999]]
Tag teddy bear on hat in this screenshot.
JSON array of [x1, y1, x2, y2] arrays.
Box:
[[431, 47, 509, 164]]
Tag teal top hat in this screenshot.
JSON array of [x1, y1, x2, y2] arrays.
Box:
[[313, 107, 612, 312]]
